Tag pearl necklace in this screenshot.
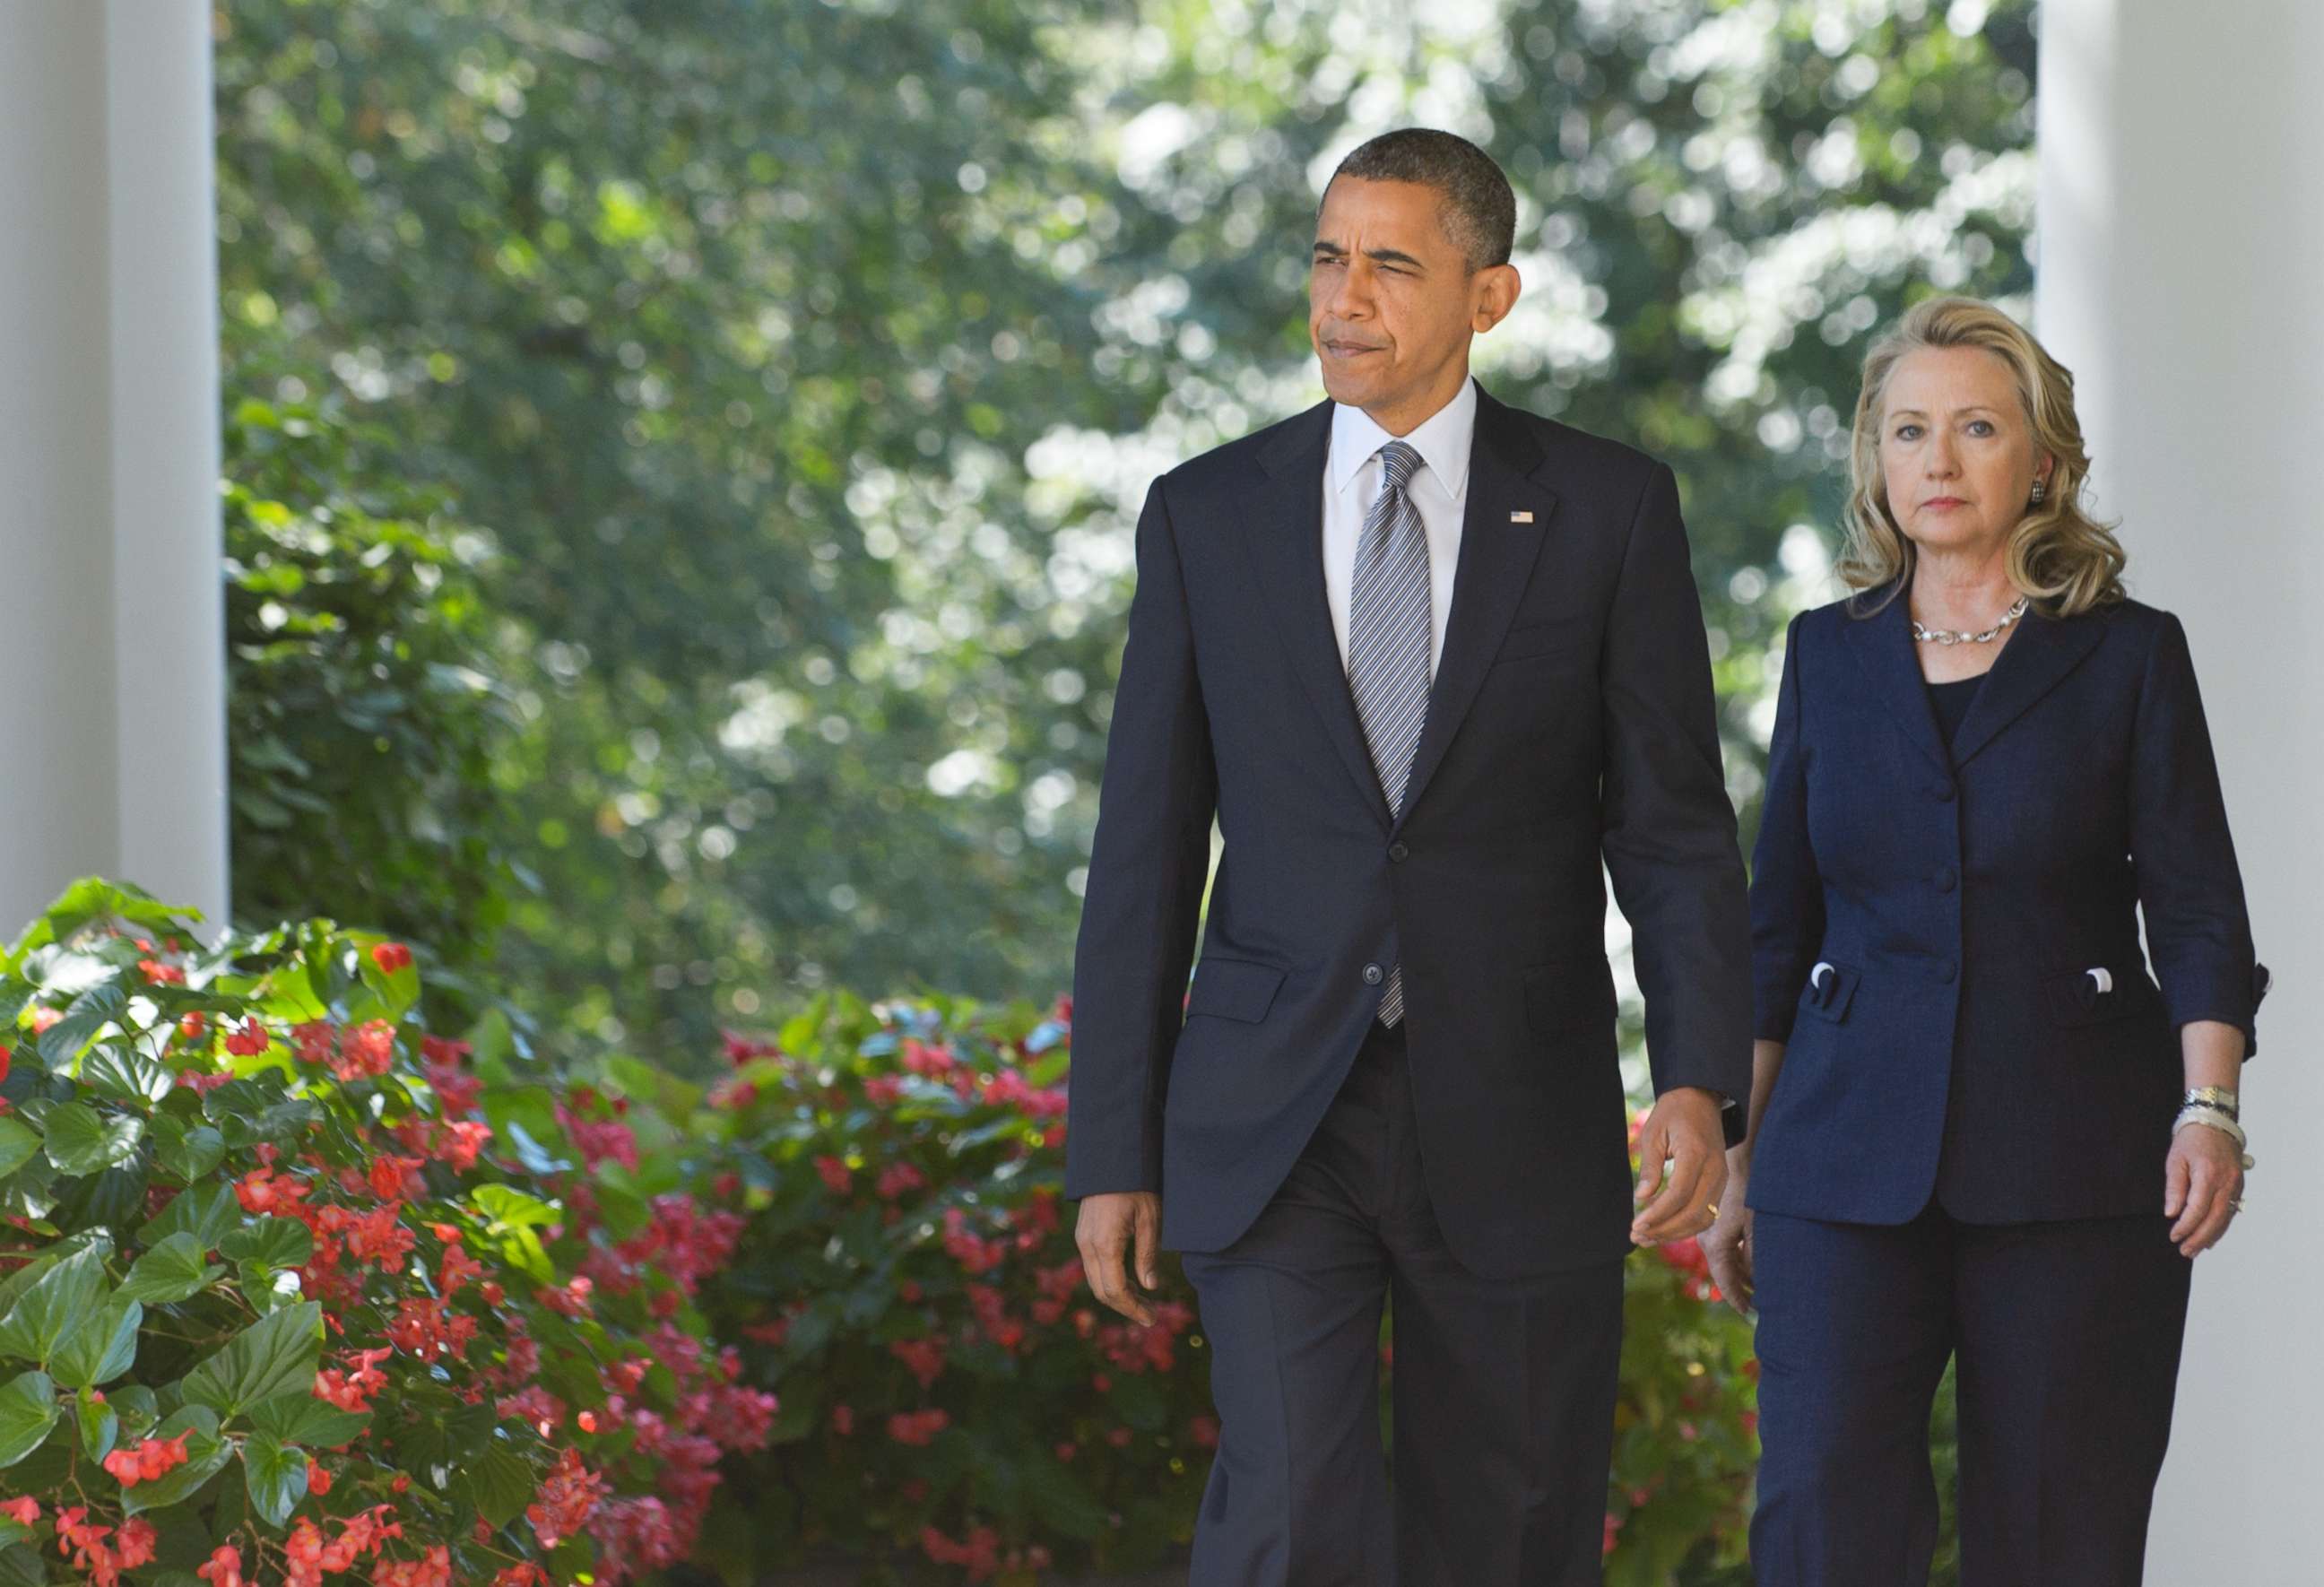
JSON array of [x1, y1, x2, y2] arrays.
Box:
[[1912, 594, 2030, 646]]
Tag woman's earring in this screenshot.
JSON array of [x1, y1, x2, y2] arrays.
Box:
[[2029, 478, 2048, 505]]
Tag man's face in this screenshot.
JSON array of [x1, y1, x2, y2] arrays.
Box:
[[1308, 177, 1513, 425]]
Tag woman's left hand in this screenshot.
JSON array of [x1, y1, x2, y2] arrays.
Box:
[[2164, 1123, 2246, 1257]]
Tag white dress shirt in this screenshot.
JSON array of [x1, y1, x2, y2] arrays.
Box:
[[1321, 375, 1477, 681]]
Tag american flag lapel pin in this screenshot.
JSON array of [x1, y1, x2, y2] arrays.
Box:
[[1509, 509, 1534, 523]]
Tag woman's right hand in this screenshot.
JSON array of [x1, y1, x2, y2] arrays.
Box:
[[1702, 1152, 1756, 1317]]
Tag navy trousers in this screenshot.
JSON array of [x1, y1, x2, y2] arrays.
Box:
[[1179, 1018, 1626, 1587], [1749, 1204, 2193, 1586]]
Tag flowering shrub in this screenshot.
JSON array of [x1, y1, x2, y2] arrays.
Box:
[[663, 992, 1209, 1584], [0, 880, 772, 1587]]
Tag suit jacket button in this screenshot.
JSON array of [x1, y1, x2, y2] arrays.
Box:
[[1935, 958, 1958, 984], [1362, 963, 1383, 984], [1931, 780, 1956, 802], [1935, 865, 1958, 893], [1388, 842, 1410, 862]]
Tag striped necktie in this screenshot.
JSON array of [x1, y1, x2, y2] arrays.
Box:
[[1347, 438, 1432, 1027]]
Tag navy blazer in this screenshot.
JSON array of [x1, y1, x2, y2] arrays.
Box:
[[1063, 383, 1753, 1279], [1745, 584, 2269, 1225]]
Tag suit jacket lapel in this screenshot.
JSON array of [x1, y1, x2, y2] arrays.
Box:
[[1840, 584, 1953, 776], [1240, 398, 1393, 830], [1947, 604, 2107, 767], [1391, 386, 1557, 835]]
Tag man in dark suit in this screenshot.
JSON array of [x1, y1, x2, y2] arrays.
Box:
[[1063, 128, 1753, 1585]]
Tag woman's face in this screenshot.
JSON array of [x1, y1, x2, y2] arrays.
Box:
[[1877, 345, 2054, 556]]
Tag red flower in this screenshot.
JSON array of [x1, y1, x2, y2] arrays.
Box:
[[525, 1448, 605, 1550], [369, 941, 414, 975], [886, 1409, 949, 1446], [875, 1162, 925, 1201], [223, 1018, 270, 1056], [308, 1459, 334, 1496], [368, 1154, 425, 1201], [829, 1404, 854, 1435], [812, 1156, 853, 1195], [331, 1019, 397, 1081], [235, 1167, 312, 1216], [196, 1546, 244, 1587], [889, 1337, 947, 1390], [1188, 1415, 1219, 1449], [314, 1347, 392, 1412], [1, 1496, 39, 1525]]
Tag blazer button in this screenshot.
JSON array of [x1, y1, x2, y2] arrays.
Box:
[[1388, 841, 1410, 862], [1362, 963, 1384, 985], [1935, 865, 1958, 893], [1931, 780, 1956, 802], [1935, 958, 1958, 984]]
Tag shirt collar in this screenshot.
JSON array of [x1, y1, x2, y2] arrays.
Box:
[[1327, 374, 1479, 500]]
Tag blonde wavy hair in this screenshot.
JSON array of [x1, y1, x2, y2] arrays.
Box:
[[1839, 295, 2126, 617]]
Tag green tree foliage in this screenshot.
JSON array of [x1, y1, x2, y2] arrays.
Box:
[[213, 0, 2034, 1060], [224, 395, 522, 987]]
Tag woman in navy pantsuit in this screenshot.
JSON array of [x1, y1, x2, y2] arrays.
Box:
[[1703, 297, 2271, 1586]]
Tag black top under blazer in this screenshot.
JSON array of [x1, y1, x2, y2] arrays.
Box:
[[1063, 383, 1754, 1280], [1745, 583, 2269, 1225]]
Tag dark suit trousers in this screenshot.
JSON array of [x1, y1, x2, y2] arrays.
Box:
[[1748, 1205, 2192, 1587], [1179, 1019, 1625, 1587]]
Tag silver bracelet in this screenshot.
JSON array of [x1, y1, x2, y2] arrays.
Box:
[[2173, 1106, 2257, 1170]]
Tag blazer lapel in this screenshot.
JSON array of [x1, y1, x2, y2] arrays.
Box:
[[1239, 398, 1394, 830], [1840, 584, 1953, 776], [1947, 605, 2107, 767], [1391, 386, 1557, 835]]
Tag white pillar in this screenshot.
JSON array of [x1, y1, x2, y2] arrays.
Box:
[[0, 2, 226, 934], [2038, 2, 2324, 1578]]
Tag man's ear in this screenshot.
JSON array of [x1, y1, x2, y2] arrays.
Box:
[[1471, 262, 1522, 334]]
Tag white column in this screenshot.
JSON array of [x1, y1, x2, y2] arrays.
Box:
[[0, 2, 226, 934], [2038, 2, 2324, 1579]]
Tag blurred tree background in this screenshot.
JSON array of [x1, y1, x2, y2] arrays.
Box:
[[212, 0, 2035, 1071]]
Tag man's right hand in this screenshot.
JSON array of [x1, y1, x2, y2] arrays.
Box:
[[1075, 1191, 1163, 1326]]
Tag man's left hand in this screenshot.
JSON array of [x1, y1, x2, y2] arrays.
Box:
[[1632, 1087, 1729, 1247]]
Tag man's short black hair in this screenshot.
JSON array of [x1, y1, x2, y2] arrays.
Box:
[[1326, 128, 1516, 272]]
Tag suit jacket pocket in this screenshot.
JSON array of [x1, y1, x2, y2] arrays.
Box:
[[1493, 620, 1596, 667], [1184, 956, 1288, 1023], [2042, 963, 2157, 1028], [1522, 954, 1616, 1036], [1799, 960, 1860, 1023]]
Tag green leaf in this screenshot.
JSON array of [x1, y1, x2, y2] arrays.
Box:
[[0, 1120, 37, 1180], [42, 1101, 145, 1175], [80, 1043, 175, 1106], [238, 1262, 307, 1314], [152, 1117, 226, 1182], [464, 1443, 534, 1529], [139, 1182, 240, 1250], [355, 937, 420, 1020], [39, 983, 129, 1068], [77, 1384, 118, 1462], [0, 1372, 58, 1467], [0, 1244, 105, 1366], [220, 1216, 314, 1270], [118, 1406, 230, 1515], [107, 1383, 158, 1438], [0, 1544, 43, 1587], [472, 1183, 559, 1228], [121, 1230, 222, 1305], [242, 1429, 309, 1528], [179, 1300, 322, 1418], [247, 1390, 368, 1448], [51, 1293, 142, 1389]]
